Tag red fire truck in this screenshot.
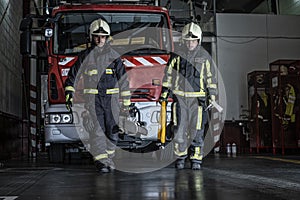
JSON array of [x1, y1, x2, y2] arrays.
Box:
[[20, 0, 174, 162]]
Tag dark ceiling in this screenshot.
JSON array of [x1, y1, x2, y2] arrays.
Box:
[[49, 0, 275, 14], [216, 0, 265, 13], [193, 0, 270, 13]]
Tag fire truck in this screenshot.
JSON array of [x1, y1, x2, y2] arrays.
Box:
[[20, 0, 175, 162]]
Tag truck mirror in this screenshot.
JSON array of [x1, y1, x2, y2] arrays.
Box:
[[44, 28, 53, 40], [20, 17, 32, 31], [20, 17, 33, 55], [20, 30, 31, 55]]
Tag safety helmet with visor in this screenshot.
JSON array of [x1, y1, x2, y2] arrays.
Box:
[[89, 19, 110, 42], [182, 22, 202, 44]]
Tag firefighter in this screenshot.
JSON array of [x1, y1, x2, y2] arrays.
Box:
[[64, 19, 131, 173], [161, 22, 217, 170]]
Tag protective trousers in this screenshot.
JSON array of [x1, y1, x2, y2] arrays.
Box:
[[173, 96, 207, 164], [90, 94, 120, 163]]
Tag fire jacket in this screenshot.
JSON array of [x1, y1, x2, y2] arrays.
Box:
[[284, 83, 296, 122], [161, 46, 217, 104], [64, 44, 131, 107]]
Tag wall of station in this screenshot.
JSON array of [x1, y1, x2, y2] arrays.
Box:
[[0, 0, 25, 160]]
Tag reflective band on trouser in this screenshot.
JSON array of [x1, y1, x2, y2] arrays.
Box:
[[207, 83, 217, 89], [106, 88, 119, 94], [66, 93, 73, 102], [65, 86, 75, 92], [84, 88, 98, 94], [190, 147, 203, 161], [123, 99, 131, 106], [106, 149, 115, 156], [196, 106, 203, 130], [174, 143, 188, 157], [94, 153, 108, 161], [172, 102, 177, 126], [84, 69, 98, 76], [190, 155, 203, 161]]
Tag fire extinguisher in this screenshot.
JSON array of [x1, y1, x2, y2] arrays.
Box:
[[226, 143, 231, 155], [37, 140, 42, 152], [232, 143, 237, 157]]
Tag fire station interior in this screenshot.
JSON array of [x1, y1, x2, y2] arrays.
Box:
[[1, 0, 300, 199]]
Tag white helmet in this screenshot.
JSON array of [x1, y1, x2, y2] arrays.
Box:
[[182, 22, 202, 42], [280, 65, 288, 75], [89, 19, 110, 41]]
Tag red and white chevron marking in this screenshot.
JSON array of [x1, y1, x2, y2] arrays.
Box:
[[123, 56, 168, 67], [30, 84, 37, 158]]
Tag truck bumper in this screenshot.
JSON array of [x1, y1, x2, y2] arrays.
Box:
[[45, 104, 88, 143]]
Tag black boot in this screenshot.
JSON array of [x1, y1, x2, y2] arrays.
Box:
[[175, 159, 185, 169], [190, 147, 202, 170], [95, 160, 110, 173], [107, 158, 115, 171], [191, 162, 201, 170]]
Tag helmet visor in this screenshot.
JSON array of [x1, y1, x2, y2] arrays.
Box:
[[183, 31, 199, 40], [91, 27, 109, 36]]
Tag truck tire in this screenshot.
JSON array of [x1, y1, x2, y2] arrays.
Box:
[[48, 143, 65, 163]]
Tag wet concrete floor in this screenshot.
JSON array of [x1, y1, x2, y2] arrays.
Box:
[[0, 153, 299, 200]]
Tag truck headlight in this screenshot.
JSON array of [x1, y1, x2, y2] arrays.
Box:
[[45, 113, 73, 124]]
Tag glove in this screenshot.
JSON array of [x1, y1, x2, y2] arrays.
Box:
[[159, 89, 169, 104], [209, 95, 216, 104], [159, 96, 168, 104], [120, 103, 136, 117], [65, 91, 74, 111], [82, 111, 95, 133], [120, 105, 130, 117]]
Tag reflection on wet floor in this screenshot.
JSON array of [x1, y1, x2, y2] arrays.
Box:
[[0, 154, 299, 200]]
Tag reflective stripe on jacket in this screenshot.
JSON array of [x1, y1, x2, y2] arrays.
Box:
[[64, 45, 131, 104], [161, 46, 217, 101]]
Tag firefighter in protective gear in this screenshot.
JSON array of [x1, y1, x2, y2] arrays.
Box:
[[64, 19, 131, 173], [161, 22, 217, 170]]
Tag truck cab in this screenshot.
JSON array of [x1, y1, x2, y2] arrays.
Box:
[[21, 1, 174, 162]]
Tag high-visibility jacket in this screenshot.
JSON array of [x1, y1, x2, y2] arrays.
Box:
[[161, 46, 217, 104], [284, 83, 296, 122], [64, 44, 131, 107]]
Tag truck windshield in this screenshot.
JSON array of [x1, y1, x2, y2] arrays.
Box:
[[53, 12, 171, 55]]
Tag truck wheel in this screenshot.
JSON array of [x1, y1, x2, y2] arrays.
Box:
[[48, 143, 65, 163]]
